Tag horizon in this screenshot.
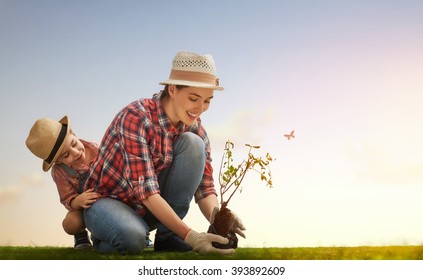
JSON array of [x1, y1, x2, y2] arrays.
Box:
[[1, 0, 423, 249]]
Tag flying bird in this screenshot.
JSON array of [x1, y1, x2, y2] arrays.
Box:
[[284, 130, 295, 140]]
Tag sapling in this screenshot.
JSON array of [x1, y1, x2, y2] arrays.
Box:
[[208, 140, 274, 249]]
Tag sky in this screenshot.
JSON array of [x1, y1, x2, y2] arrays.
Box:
[[1, 0, 423, 249]]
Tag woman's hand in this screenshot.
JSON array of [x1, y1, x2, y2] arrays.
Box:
[[184, 229, 235, 254], [211, 207, 246, 239]]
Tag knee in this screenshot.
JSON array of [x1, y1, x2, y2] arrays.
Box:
[[62, 211, 85, 235], [62, 219, 73, 235], [177, 132, 206, 160], [119, 227, 147, 254], [183, 132, 205, 148]]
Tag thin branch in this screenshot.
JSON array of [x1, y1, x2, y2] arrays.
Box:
[[217, 140, 274, 207]]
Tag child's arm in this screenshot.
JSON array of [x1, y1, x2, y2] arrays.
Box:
[[70, 189, 101, 209], [51, 165, 100, 210], [51, 165, 79, 211]]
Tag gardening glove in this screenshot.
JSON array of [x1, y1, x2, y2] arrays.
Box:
[[184, 229, 235, 254], [211, 207, 246, 239]]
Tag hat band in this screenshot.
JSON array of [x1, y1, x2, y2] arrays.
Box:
[[169, 70, 218, 86], [45, 124, 67, 164]]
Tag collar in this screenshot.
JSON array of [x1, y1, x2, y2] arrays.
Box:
[[154, 91, 186, 136]]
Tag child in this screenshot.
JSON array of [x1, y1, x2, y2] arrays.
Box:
[[25, 116, 101, 249]]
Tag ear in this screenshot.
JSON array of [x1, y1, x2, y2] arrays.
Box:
[[168, 85, 176, 97]]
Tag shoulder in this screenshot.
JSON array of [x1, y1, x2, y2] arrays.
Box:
[[51, 162, 64, 174], [116, 98, 154, 121], [121, 96, 161, 128], [126, 95, 157, 114], [80, 139, 99, 149], [80, 139, 99, 159], [104, 97, 158, 140], [51, 163, 73, 181]]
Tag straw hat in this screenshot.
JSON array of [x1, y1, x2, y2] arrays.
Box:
[[159, 51, 224, 90], [25, 116, 70, 171]]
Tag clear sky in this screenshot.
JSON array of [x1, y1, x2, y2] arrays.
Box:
[[1, 0, 423, 248]]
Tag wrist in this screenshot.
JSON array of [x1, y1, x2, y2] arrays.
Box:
[[184, 229, 199, 248], [69, 196, 80, 210], [210, 206, 219, 224], [183, 228, 191, 240]]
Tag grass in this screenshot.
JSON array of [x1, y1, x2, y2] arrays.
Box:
[[1, 246, 423, 260]]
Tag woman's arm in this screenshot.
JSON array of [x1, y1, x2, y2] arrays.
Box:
[[143, 193, 235, 255], [198, 194, 219, 223], [142, 193, 191, 239]]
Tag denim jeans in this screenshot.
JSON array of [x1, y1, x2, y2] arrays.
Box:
[[84, 132, 206, 254]]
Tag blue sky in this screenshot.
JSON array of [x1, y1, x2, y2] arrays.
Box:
[[1, 0, 423, 248]]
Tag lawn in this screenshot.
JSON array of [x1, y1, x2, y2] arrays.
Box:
[[1, 246, 423, 260]]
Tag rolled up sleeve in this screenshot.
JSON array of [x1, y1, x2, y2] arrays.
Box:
[[119, 108, 160, 202]]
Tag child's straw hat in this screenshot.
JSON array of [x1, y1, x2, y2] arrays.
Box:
[[26, 116, 70, 171], [159, 51, 224, 90]]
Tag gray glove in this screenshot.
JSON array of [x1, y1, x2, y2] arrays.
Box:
[[184, 229, 235, 254]]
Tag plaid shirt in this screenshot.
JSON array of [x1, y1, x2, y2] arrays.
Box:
[[85, 92, 216, 217]]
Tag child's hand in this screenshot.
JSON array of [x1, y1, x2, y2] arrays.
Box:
[[73, 189, 101, 209]]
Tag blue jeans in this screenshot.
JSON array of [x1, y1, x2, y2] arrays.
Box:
[[84, 132, 206, 254]]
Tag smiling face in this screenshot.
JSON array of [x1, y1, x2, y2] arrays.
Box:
[[163, 85, 214, 126], [55, 131, 86, 168]]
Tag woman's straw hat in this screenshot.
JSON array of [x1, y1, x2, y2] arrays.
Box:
[[159, 51, 224, 90], [25, 116, 70, 172]]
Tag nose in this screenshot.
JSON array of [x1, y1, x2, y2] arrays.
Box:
[[69, 148, 80, 159], [196, 101, 205, 113]]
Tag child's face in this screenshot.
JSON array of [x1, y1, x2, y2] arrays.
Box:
[[56, 132, 86, 167]]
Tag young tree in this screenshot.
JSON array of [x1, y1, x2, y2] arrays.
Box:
[[208, 141, 274, 248]]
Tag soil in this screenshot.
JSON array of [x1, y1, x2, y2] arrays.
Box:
[[207, 206, 239, 249]]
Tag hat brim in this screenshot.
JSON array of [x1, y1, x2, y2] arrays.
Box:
[[159, 80, 224, 91], [42, 115, 70, 172]]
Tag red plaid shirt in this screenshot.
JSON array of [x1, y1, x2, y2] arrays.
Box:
[[85, 92, 216, 217], [51, 140, 98, 210]]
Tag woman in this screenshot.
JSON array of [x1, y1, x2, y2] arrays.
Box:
[[84, 51, 245, 254]]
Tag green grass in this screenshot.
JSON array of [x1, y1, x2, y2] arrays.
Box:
[[2, 246, 423, 260]]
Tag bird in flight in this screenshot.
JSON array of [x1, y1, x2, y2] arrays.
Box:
[[284, 130, 295, 140]]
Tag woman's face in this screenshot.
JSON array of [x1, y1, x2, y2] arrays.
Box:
[[56, 132, 86, 168], [167, 85, 214, 126]]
